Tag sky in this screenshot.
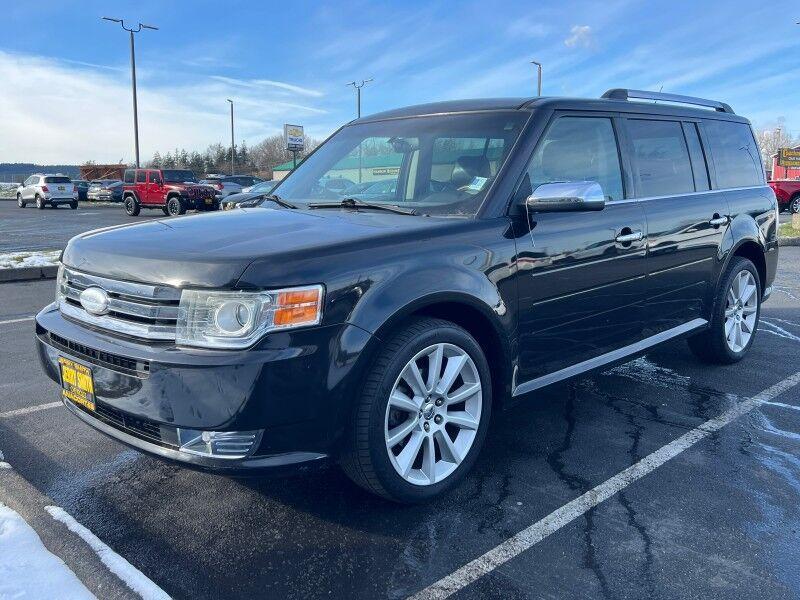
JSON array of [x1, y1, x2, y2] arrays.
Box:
[[1, 0, 799, 164]]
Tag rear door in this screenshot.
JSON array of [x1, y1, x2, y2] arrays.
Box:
[[513, 113, 649, 387], [623, 116, 728, 334]]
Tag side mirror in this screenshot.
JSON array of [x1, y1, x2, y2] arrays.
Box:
[[526, 181, 606, 213]]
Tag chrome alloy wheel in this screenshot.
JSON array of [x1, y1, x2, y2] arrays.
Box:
[[724, 269, 758, 353], [384, 343, 482, 486]]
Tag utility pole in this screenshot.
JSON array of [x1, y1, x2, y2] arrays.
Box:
[[347, 79, 373, 183], [102, 17, 158, 168], [531, 60, 542, 97], [227, 99, 235, 175]]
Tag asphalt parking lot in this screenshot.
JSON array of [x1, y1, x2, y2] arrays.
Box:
[[1, 235, 799, 597], [0, 200, 155, 253]]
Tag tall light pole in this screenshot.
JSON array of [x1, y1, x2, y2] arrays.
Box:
[[346, 78, 373, 118], [531, 60, 542, 97], [227, 99, 235, 175], [101, 17, 158, 168], [347, 79, 373, 183]]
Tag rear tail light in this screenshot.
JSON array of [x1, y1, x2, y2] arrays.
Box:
[[41, 185, 49, 192], [215, 182, 224, 190]]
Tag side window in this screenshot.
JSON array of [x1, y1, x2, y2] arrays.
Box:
[[682, 123, 710, 192], [135, 170, 146, 184], [703, 120, 763, 189], [148, 170, 161, 184], [517, 117, 624, 202], [123, 170, 135, 184], [626, 119, 694, 197]]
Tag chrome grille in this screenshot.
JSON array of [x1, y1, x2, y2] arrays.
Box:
[[59, 267, 181, 341]]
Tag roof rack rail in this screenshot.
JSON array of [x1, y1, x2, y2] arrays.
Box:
[[601, 88, 734, 114]]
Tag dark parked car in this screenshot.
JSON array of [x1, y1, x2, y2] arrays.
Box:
[[87, 179, 123, 202], [36, 90, 777, 503], [73, 179, 90, 201], [221, 180, 278, 210]]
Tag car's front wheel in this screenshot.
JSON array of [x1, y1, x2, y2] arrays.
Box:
[[341, 317, 491, 503], [688, 256, 761, 364], [167, 197, 186, 216]]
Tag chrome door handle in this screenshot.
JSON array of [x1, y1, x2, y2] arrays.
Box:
[[709, 215, 729, 227], [615, 230, 643, 243]]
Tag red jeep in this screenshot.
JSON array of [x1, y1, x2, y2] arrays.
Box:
[[768, 179, 800, 214], [122, 168, 218, 216]]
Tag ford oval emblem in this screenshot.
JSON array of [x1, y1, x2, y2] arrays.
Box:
[[79, 287, 110, 316]]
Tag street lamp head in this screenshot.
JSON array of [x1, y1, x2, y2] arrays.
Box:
[[227, 98, 233, 104], [140, 23, 159, 30], [101, 16, 123, 23]]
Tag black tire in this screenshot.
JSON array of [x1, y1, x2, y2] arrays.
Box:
[[69, 201, 78, 209], [790, 194, 800, 215], [35, 195, 45, 209], [124, 195, 140, 216], [340, 317, 492, 503], [162, 206, 170, 216], [17, 194, 25, 208], [167, 196, 186, 216], [688, 256, 761, 364]]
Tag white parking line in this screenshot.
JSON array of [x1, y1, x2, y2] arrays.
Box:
[[408, 371, 800, 600], [0, 316, 34, 326], [0, 402, 62, 419], [46, 506, 171, 600]]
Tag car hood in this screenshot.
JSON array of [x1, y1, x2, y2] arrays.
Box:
[[61, 207, 447, 288]]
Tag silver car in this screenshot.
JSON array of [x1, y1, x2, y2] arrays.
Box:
[[17, 174, 78, 209]]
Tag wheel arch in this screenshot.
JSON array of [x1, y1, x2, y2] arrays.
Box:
[[366, 293, 513, 411]]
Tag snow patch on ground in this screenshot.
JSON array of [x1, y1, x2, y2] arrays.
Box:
[[46, 506, 171, 600], [606, 356, 691, 388], [0, 249, 60, 269], [0, 503, 96, 599]]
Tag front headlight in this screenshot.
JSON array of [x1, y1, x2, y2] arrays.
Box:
[[176, 285, 324, 349]]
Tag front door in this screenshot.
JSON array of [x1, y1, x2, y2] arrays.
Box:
[[624, 118, 728, 335], [145, 171, 162, 205], [513, 114, 648, 390]]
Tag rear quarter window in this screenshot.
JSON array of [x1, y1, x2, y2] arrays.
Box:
[[135, 170, 147, 183], [703, 120, 764, 189]]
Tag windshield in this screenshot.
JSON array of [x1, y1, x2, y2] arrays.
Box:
[[162, 170, 197, 183], [274, 111, 529, 216]]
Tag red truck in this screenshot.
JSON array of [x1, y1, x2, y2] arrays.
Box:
[[768, 179, 800, 214], [122, 168, 218, 216]]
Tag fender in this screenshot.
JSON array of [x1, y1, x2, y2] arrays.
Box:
[[715, 206, 775, 301]]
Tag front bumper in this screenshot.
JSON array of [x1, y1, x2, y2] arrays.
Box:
[[35, 304, 374, 471]]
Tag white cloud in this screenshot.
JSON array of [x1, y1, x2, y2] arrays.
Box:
[[0, 51, 333, 164], [564, 25, 593, 48]]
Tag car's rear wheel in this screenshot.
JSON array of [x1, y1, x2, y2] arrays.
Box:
[[124, 195, 140, 216], [688, 256, 761, 364], [35, 195, 45, 209], [69, 201, 78, 210], [790, 194, 800, 214], [341, 317, 491, 503], [167, 197, 186, 216], [17, 194, 25, 208]]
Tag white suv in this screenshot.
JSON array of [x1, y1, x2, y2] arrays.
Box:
[[17, 174, 78, 209]]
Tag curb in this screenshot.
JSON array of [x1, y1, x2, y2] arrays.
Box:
[[0, 265, 58, 283], [779, 237, 800, 247]]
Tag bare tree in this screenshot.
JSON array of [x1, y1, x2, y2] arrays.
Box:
[[754, 124, 797, 170]]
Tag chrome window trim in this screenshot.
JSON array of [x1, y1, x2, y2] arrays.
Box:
[[608, 185, 766, 205]]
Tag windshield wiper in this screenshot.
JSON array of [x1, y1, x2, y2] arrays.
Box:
[[255, 194, 297, 209], [308, 198, 416, 215]]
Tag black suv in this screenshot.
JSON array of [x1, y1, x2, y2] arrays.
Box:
[[36, 89, 778, 502]]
